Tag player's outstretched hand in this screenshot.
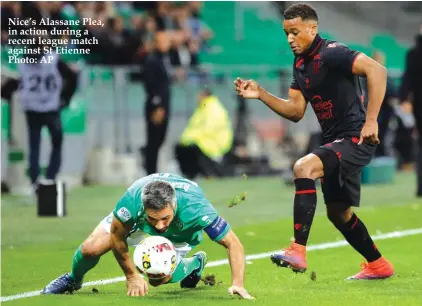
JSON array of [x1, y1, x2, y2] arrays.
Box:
[[228, 285, 255, 300], [234, 77, 260, 99], [126, 274, 149, 297], [358, 120, 380, 145]]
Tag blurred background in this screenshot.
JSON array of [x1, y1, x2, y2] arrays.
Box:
[[1, 1, 421, 195]]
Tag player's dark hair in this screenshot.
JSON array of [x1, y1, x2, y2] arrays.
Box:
[[142, 180, 176, 210], [284, 4, 318, 23]]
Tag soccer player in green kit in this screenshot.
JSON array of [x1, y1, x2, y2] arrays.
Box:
[[43, 173, 254, 299]]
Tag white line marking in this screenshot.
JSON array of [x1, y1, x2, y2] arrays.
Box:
[[1, 228, 421, 302]]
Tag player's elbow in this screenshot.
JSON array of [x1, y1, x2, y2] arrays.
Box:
[[290, 110, 305, 123], [368, 63, 387, 82], [290, 115, 302, 123], [376, 65, 387, 80]]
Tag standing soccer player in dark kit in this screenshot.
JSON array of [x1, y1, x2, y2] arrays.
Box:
[[234, 4, 394, 280]]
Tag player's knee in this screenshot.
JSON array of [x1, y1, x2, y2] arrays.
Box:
[[326, 206, 353, 227], [293, 158, 317, 179], [293, 154, 324, 180], [81, 239, 103, 257]]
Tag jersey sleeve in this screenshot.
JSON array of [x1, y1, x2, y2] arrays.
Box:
[[290, 75, 301, 90], [112, 190, 137, 225], [323, 43, 361, 73], [194, 199, 231, 242]]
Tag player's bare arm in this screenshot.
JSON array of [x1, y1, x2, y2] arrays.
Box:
[[234, 77, 307, 122], [217, 229, 254, 300], [110, 217, 149, 296], [352, 53, 388, 145]]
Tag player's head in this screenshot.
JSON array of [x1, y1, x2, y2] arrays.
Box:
[[283, 4, 318, 55], [155, 31, 170, 53], [142, 180, 177, 233]]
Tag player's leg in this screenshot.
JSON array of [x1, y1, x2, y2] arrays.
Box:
[[176, 251, 207, 288], [146, 243, 207, 288], [145, 245, 206, 288], [326, 185, 394, 280], [148, 253, 205, 288], [43, 214, 114, 294], [45, 111, 63, 181], [70, 223, 113, 283], [271, 152, 326, 272], [320, 137, 393, 279]]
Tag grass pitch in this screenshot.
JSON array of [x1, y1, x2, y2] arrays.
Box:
[[1, 172, 421, 305]]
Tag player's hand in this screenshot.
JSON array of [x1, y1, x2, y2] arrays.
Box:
[[126, 274, 149, 297], [359, 120, 380, 145], [151, 107, 166, 126], [228, 285, 255, 300], [234, 78, 261, 99]]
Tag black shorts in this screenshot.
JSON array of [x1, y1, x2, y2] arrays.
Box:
[[312, 136, 376, 207]]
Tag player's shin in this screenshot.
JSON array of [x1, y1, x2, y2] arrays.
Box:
[[333, 213, 382, 262], [293, 178, 317, 246], [168, 257, 200, 283], [69, 245, 101, 283]]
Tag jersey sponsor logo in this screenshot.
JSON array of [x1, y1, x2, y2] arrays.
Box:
[[117, 207, 132, 222], [327, 43, 337, 48], [311, 95, 333, 120]]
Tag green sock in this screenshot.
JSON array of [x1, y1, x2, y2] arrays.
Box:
[[69, 245, 100, 283], [168, 256, 201, 283]]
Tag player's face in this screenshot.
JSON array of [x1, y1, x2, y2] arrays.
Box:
[[283, 17, 317, 55], [146, 205, 174, 233]]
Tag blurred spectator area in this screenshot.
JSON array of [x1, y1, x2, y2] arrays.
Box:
[[1, 1, 419, 175], [2, 1, 420, 76], [2, 1, 418, 145]]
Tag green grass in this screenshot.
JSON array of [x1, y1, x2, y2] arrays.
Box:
[[2, 173, 422, 305]]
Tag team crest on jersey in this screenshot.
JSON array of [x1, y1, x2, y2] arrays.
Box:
[[313, 61, 321, 73], [175, 219, 184, 230]]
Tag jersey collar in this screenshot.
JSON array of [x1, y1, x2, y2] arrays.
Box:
[[304, 34, 323, 58]]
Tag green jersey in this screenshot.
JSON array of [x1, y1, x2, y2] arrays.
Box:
[[113, 173, 230, 246]]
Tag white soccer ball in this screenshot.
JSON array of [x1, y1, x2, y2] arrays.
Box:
[[133, 236, 177, 279]]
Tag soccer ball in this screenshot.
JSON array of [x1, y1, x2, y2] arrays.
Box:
[[133, 236, 177, 279]]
